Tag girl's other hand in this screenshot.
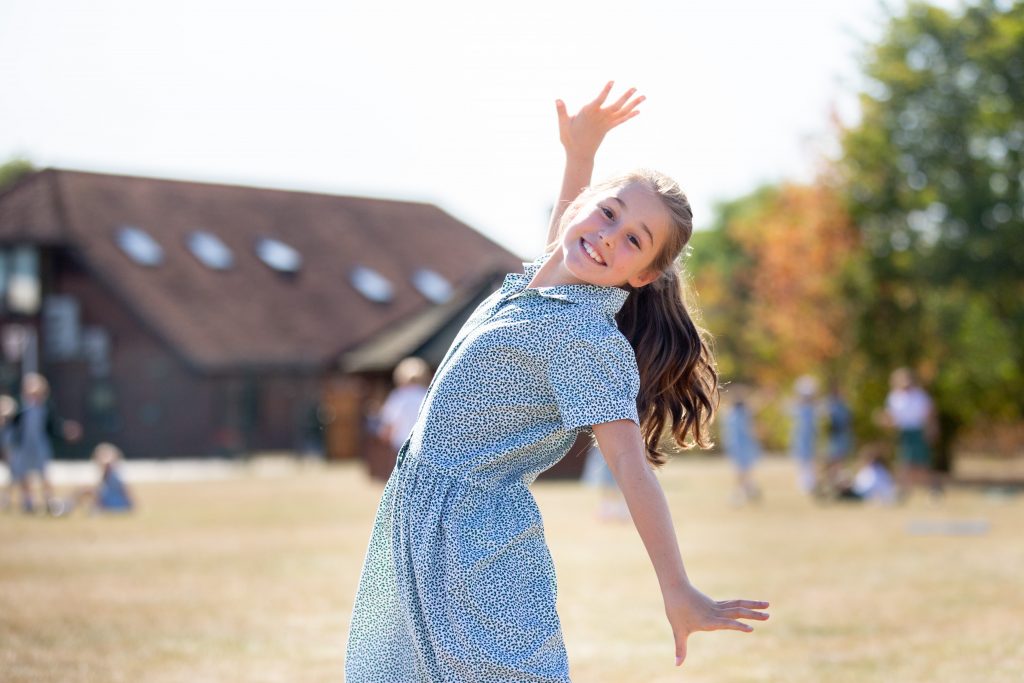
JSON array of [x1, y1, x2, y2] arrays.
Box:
[[663, 584, 769, 667], [556, 81, 645, 162]]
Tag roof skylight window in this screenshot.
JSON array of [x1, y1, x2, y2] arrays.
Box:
[[255, 238, 302, 273], [350, 266, 394, 303], [187, 231, 234, 270], [411, 268, 452, 304], [116, 226, 164, 267]]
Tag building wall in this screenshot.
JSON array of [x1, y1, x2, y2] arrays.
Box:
[[40, 250, 320, 458]]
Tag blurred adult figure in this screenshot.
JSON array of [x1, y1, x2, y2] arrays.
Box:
[[9, 373, 82, 515], [720, 385, 762, 505], [883, 368, 939, 499], [378, 357, 431, 453], [789, 375, 819, 494]]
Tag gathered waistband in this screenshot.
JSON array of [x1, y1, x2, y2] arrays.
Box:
[[396, 446, 530, 494], [397, 455, 495, 492]]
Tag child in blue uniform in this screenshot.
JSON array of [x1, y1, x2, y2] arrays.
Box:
[[721, 386, 762, 505], [790, 375, 819, 494], [8, 373, 82, 515], [57, 442, 134, 516], [346, 83, 769, 681]]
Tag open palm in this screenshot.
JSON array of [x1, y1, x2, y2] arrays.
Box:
[[556, 81, 645, 160]]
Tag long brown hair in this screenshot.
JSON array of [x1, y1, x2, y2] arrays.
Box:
[[561, 169, 719, 465]]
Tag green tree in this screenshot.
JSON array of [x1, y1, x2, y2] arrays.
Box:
[[0, 158, 34, 194], [840, 0, 1024, 459]]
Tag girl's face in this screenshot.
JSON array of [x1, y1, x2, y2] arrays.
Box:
[[559, 181, 672, 289]]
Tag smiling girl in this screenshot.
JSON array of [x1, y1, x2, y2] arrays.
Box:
[[345, 83, 769, 682]]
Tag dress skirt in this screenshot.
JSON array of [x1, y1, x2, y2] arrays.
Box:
[[345, 455, 570, 682]]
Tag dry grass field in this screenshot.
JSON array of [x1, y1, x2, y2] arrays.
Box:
[[2, 455, 1022, 682]]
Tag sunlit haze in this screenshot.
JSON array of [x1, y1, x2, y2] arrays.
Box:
[[0, 0, 932, 257]]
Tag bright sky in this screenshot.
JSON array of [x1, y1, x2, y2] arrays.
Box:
[[0, 0, 917, 258]]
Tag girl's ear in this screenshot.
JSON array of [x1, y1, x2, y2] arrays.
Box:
[[627, 268, 660, 289]]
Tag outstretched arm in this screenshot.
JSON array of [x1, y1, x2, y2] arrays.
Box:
[[592, 419, 770, 668], [545, 82, 645, 248]]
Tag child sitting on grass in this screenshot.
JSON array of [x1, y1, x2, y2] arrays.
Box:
[[59, 442, 134, 516]]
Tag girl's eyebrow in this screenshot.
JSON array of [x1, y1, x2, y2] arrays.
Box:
[[610, 196, 654, 246]]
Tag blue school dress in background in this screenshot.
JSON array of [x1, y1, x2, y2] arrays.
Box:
[[581, 445, 617, 489], [790, 400, 818, 492], [8, 403, 55, 483], [722, 402, 760, 471], [346, 254, 639, 683], [97, 467, 132, 512]]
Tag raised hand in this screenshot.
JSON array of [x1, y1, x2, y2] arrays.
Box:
[[555, 81, 645, 162], [664, 584, 769, 667]]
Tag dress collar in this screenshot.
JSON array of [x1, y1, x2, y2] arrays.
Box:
[[500, 252, 630, 317]]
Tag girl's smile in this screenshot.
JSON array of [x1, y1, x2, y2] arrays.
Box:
[[580, 238, 606, 265]]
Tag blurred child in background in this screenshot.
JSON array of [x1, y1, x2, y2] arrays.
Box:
[[9, 373, 82, 515], [830, 443, 897, 505], [377, 357, 431, 453], [789, 375, 818, 495], [581, 443, 630, 522], [850, 445, 897, 505], [720, 385, 762, 505], [62, 442, 134, 515]]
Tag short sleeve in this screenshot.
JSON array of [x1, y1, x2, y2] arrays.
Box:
[[546, 331, 640, 432]]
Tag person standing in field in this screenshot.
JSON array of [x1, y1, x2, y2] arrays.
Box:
[[8, 373, 82, 515], [376, 357, 431, 454], [721, 385, 762, 505], [789, 375, 819, 495], [883, 367, 938, 499], [345, 83, 768, 681]]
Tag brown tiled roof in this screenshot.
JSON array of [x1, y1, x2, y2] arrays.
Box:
[[0, 169, 523, 371], [0, 171, 67, 244]]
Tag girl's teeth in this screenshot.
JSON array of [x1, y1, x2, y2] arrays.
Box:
[[583, 241, 604, 264]]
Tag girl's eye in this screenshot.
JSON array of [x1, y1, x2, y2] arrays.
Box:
[[629, 234, 641, 247], [601, 206, 614, 220]]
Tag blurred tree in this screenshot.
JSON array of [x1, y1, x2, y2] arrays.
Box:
[[840, 0, 1024, 463], [0, 158, 35, 193], [688, 181, 859, 449], [729, 182, 859, 387], [686, 188, 770, 385]]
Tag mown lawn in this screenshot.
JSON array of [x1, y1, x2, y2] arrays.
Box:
[[1, 456, 1022, 682]]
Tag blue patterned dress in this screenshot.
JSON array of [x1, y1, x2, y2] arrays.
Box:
[[346, 254, 639, 682]]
